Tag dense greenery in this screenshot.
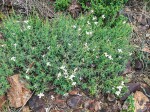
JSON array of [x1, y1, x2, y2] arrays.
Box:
[[0, 14, 133, 96]]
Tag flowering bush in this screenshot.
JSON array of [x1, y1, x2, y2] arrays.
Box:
[[0, 14, 132, 96]]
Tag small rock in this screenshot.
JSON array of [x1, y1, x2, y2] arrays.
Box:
[[147, 18, 150, 26], [28, 95, 46, 112], [138, 25, 149, 31], [137, 14, 147, 26], [134, 91, 149, 112], [67, 96, 82, 109], [107, 94, 116, 102], [55, 99, 66, 109], [122, 61, 132, 75], [134, 59, 143, 70], [121, 83, 140, 101]]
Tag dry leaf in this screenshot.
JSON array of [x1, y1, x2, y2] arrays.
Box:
[[7, 74, 31, 108], [69, 90, 79, 95], [134, 91, 149, 112], [0, 95, 6, 109], [94, 101, 102, 111]]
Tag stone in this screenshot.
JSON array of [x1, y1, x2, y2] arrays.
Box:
[[67, 96, 82, 109], [134, 91, 149, 112], [121, 83, 140, 101]]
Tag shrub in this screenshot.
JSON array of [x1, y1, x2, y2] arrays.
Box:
[[0, 14, 132, 96], [78, 0, 128, 24], [54, 0, 71, 11]]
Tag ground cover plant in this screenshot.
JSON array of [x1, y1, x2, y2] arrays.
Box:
[[54, 0, 128, 24], [0, 13, 133, 97]]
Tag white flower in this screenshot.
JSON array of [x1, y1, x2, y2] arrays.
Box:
[[123, 21, 126, 24], [68, 43, 71, 46], [10, 57, 16, 61], [119, 56, 122, 59], [12, 33, 16, 36], [121, 81, 124, 86], [117, 86, 123, 91], [69, 74, 75, 81], [82, 58, 84, 62], [60, 65, 65, 70], [57, 72, 61, 78], [64, 71, 68, 78], [72, 82, 76, 86], [24, 20, 29, 24], [63, 93, 69, 97], [79, 77, 82, 80], [96, 56, 99, 58], [47, 46, 50, 50], [25, 75, 30, 79], [32, 47, 35, 50], [27, 26, 31, 29], [84, 42, 90, 50], [45, 108, 50, 112], [115, 91, 120, 96], [46, 62, 51, 66], [87, 21, 91, 25], [1, 44, 6, 47], [74, 68, 78, 72], [92, 16, 97, 20], [129, 52, 132, 56], [91, 10, 94, 13], [86, 31, 92, 35], [37, 93, 44, 98], [118, 49, 123, 53], [108, 55, 113, 60], [42, 54, 45, 58], [104, 52, 109, 57], [94, 22, 98, 25], [84, 43, 88, 47], [78, 27, 81, 31], [26, 68, 30, 74], [72, 25, 76, 28], [51, 95, 55, 100], [102, 15, 105, 19], [14, 43, 17, 48]]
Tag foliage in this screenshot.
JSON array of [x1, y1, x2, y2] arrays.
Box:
[[121, 94, 135, 112], [0, 14, 133, 96], [78, 0, 128, 24], [54, 0, 71, 11]]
